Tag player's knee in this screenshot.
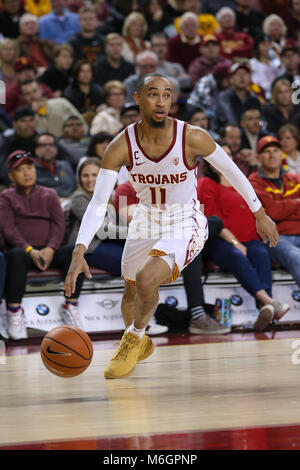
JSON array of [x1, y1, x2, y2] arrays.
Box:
[[135, 269, 158, 295]]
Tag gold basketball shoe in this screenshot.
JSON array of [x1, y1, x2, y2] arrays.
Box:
[[104, 331, 145, 379]]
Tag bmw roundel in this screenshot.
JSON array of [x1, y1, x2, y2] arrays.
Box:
[[292, 290, 300, 302], [230, 294, 243, 306], [36, 304, 49, 315], [165, 296, 178, 307]]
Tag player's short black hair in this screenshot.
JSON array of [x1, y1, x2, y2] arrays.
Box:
[[135, 73, 170, 93]]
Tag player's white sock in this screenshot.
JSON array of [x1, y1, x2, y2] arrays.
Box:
[[127, 322, 146, 339]]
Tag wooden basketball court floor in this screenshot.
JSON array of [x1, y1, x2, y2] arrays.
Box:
[[1, 330, 300, 450]]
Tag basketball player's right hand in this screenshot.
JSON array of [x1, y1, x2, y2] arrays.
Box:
[[64, 250, 92, 298]]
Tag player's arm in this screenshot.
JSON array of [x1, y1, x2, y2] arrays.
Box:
[[186, 126, 278, 248], [64, 133, 129, 297]]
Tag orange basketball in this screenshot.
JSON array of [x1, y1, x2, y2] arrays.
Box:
[[40, 325, 93, 377]]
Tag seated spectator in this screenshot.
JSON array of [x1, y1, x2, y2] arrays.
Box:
[[166, 12, 201, 71], [63, 60, 104, 116], [58, 115, 90, 170], [168, 77, 187, 120], [0, 106, 37, 187], [68, 5, 104, 64], [213, 61, 261, 132], [124, 50, 159, 102], [120, 102, 140, 129], [286, 0, 300, 39], [187, 107, 219, 178], [250, 33, 285, 101], [187, 61, 231, 118], [94, 33, 135, 87], [240, 107, 266, 154], [86, 131, 113, 160], [221, 123, 252, 176], [200, 0, 236, 16], [5, 56, 53, 117], [17, 13, 55, 73], [24, 0, 51, 17], [234, 0, 266, 39], [20, 79, 88, 137], [34, 132, 77, 198], [174, 0, 220, 37], [262, 14, 288, 58], [141, 0, 172, 39], [38, 0, 81, 44], [188, 107, 219, 139], [263, 79, 300, 136], [249, 136, 300, 296], [272, 42, 300, 89], [278, 124, 300, 174], [121, 12, 150, 64], [68, 157, 123, 276], [0, 38, 19, 89], [215, 7, 254, 60], [0, 0, 24, 38], [96, 0, 134, 37], [188, 34, 229, 87], [150, 32, 191, 91], [90, 80, 126, 136], [0, 151, 85, 340], [198, 141, 290, 331], [39, 43, 74, 96]]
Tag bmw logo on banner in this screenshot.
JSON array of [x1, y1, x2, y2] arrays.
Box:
[[292, 290, 300, 302], [230, 294, 243, 306], [36, 304, 50, 316]]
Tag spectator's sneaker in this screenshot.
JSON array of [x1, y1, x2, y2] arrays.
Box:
[[137, 335, 155, 362], [254, 304, 274, 331], [147, 317, 168, 335], [59, 302, 84, 330], [189, 314, 231, 334], [104, 331, 143, 379], [7, 307, 27, 340], [272, 301, 291, 321]]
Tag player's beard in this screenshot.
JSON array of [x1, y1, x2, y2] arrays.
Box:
[[149, 117, 166, 128]]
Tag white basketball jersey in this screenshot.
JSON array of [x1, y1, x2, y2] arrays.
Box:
[[125, 119, 198, 211]]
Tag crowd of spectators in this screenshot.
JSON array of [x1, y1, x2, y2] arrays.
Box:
[[1, 0, 300, 340]]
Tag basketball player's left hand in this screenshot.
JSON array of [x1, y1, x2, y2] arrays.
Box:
[[254, 208, 278, 247]]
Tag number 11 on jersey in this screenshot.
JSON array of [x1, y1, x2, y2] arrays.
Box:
[[149, 187, 167, 205]]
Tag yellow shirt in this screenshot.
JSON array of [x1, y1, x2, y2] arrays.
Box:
[[174, 13, 220, 36], [24, 0, 52, 17]]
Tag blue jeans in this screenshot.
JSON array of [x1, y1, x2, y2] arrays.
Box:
[[0, 251, 5, 300], [85, 241, 123, 276], [268, 235, 300, 287], [210, 239, 272, 297]]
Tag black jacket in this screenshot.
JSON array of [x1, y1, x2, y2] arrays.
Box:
[[94, 55, 134, 87], [39, 63, 73, 93]]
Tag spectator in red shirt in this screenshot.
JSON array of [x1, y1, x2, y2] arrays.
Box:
[[166, 11, 202, 71], [197, 141, 290, 331], [215, 6, 254, 60], [249, 136, 300, 292], [188, 34, 229, 87], [0, 150, 85, 340]]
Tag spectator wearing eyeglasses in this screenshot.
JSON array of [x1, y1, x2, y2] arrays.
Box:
[[34, 132, 76, 199], [0, 150, 85, 340], [58, 115, 90, 170]]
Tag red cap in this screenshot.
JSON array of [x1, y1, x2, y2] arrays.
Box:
[[202, 34, 219, 46], [14, 56, 35, 73], [7, 150, 34, 170], [257, 136, 281, 153]]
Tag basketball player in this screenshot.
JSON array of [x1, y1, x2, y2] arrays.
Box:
[[64, 73, 278, 379]]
